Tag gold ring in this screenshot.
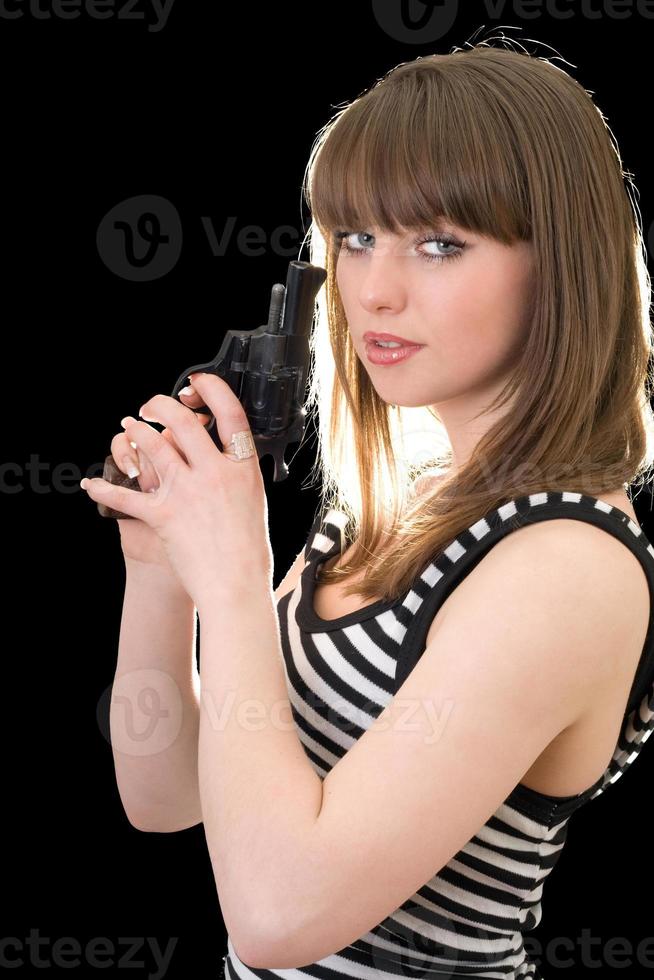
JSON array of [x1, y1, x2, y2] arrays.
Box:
[[223, 430, 256, 460]]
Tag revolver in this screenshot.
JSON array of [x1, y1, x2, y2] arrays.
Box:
[[96, 259, 326, 519]]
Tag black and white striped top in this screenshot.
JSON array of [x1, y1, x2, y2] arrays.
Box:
[[224, 491, 654, 980]]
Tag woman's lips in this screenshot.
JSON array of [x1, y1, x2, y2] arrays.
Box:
[[363, 331, 423, 346], [364, 341, 425, 366]]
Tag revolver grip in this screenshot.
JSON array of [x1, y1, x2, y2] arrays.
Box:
[[96, 453, 141, 520]]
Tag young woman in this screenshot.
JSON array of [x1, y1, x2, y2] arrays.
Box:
[[97, 39, 654, 980]]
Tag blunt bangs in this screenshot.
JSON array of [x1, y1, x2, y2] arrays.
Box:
[[306, 60, 531, 248]]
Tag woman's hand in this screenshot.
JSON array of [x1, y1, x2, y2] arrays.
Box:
[[110, 387, 212, 575], [82, 373, 273, 610]]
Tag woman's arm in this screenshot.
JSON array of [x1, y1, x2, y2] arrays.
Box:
[[111, 543, 309, 834], [110, 560, 202, 833]]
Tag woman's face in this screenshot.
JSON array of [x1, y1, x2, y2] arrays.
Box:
[[335, 221, 535, 432]]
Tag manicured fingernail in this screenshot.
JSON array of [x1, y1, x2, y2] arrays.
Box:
[[129, 440, 138, 450], [80, 478, 89, 490], [120, 416, 135, 429], [179, 385, 195, 396], [123, 456, 140, 479], [137, 406, 158, 422]]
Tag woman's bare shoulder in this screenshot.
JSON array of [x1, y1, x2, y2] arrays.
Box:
[[424, 505, 650, 665]]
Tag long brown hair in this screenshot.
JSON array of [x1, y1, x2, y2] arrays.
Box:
[[300, 39, 654, 604]]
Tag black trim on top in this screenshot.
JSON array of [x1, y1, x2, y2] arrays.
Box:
[[298, 494, 654, 723], [297, 510, 405, 632], [394, 493, 654, 718]]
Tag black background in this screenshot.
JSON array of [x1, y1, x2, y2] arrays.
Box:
[[6, 3, 654, 978]]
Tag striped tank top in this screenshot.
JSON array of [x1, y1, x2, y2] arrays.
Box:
[[223, 491, 654, 980]]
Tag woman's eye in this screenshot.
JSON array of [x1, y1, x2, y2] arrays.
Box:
[[335, 230, 465, 264], [337, 231, 374, 254], [422, 239, 458, 259]]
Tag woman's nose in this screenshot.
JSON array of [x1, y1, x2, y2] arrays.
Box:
[[358, 256, 407, 312]]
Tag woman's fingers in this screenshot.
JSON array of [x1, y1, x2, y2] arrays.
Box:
[[178, 384, 207, 410], [110, 431, 137, 476], [135, 393, 215, 471], [161, 416, 211, 463], [111, 411, 212, 493], [178, 386, 213, 428], [113, 418, 159, 491], [111, 427, 147, 482]]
